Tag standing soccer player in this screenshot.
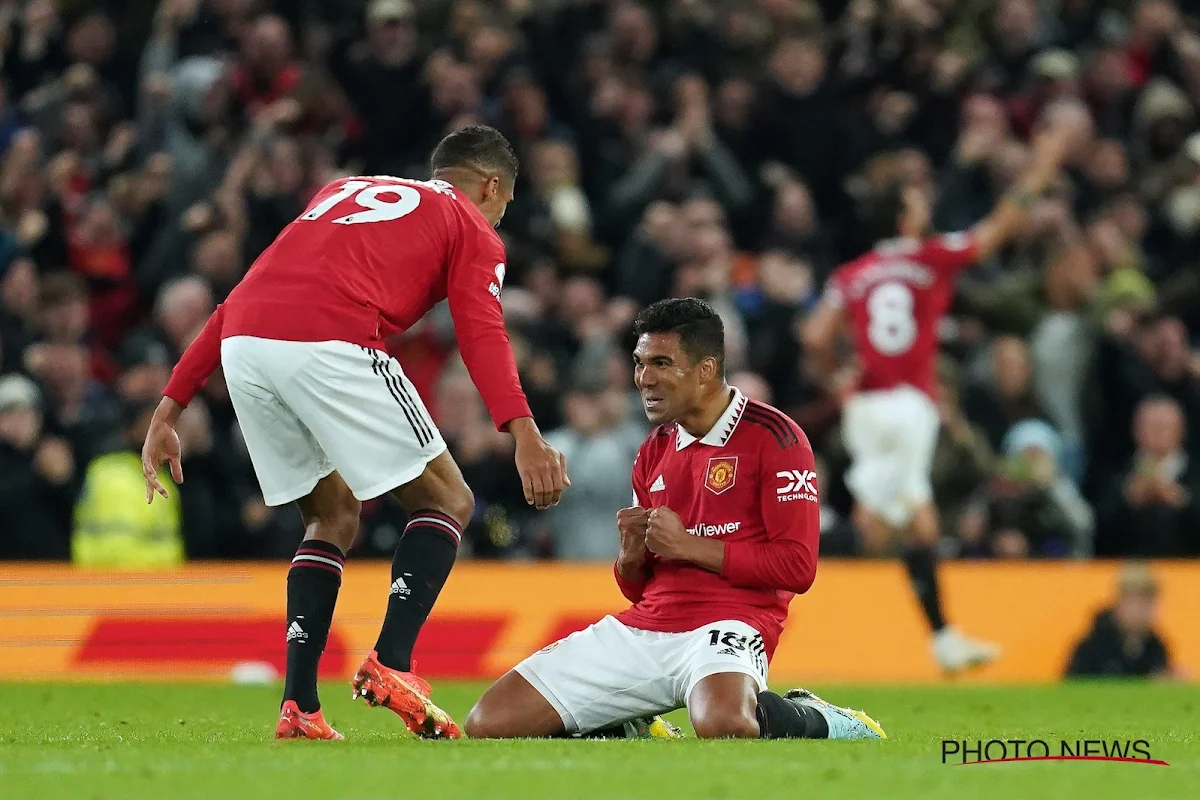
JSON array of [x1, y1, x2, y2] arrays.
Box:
[[802, 111, 1083, 672], [464, 298, 884, 741], [140, 126, 569, 740]]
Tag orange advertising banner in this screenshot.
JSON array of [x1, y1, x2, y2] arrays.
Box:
[[0, 561, 1196, 683]]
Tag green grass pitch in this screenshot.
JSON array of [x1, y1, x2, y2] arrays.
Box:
[[0, 682, 1196, 799]]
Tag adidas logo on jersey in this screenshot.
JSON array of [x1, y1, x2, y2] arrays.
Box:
[[286, 621, 308, 643], [650, 475, 666, 493], [390, 577, 411, 597]]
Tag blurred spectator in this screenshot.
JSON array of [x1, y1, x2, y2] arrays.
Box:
[[2, 256, 40, 358], [931, 358, 996, 553], [154, 274, 213, 355], [1089, 314, 1200, 488], [729, 370, 772, 405], [0, 0, 1199, 562], [333, 0, 433, 176], [1098, 395, 1200, 556], [0, 373, 73, 559], [964, 335, 1052, 451], [1065, 563, 1176, 679], [813, 454, 858, 556], [26, 339, 119, 462], [137, 3, 234, 240], [72, 399, 184, 568], [745, 249, 814, 408], [960, 419, 1093, 558], [433, 366, 527, 558], [540, 377, 643, 560], [230, 15, 302, 122]]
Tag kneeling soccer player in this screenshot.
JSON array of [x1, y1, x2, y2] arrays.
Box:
[[465, 299, 885, 741]]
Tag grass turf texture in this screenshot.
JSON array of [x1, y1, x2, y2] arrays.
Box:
[[0, 682, 1195, 799]]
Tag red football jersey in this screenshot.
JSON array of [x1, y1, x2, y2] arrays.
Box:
[[163, 176, 531, 429], [825, 233, 978, 396], [614, 389, 820, 659]]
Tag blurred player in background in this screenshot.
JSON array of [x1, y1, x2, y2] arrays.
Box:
[[802, 108, 1086, 672], [465, 299, 884, 741], [141, 126, 568, 740]]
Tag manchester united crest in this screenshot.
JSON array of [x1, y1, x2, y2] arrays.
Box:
[[705, 457, 738, 495]]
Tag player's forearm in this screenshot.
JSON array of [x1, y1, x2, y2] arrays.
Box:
[[162, 304, 225, 408], [975, 146, 1066, 259], [613, 558, 650, 602], [507, 416, 540, 441], [452, 326, 533, 431], [721, 539, 817, 594], [151, 396, 185, 427], [676, 536, 726, 575]]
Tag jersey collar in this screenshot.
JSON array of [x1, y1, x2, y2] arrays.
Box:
[[676, 388, 748, 450]]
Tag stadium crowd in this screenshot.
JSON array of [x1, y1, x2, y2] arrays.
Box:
[[1, 0, 1199, 565]]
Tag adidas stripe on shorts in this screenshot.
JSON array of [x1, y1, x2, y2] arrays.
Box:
[[221, 336, 446, 506]]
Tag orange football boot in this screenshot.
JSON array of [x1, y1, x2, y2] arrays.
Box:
[[350, 651, 462, 739], [275, 700, 344, 740]]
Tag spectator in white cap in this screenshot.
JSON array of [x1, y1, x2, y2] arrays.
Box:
[[0, 373, 75, 559]]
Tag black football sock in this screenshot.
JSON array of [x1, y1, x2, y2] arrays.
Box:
[[902, 545, 947, 633], [282, 539, 345, 713], [373, 510, 461, 672], [755, 691, 829, 739]]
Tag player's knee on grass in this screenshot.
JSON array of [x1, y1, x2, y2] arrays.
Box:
[[464, 672, 565, 739], [690, 707, 760, 739], [688, 673, 761, 739], [462, 703, 495, 739]]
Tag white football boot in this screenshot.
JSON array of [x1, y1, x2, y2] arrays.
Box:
[[932, 626, 1000, 673]]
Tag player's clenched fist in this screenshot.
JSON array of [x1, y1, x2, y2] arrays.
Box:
[[617, 506, 649, 538], [616, 506, 650, 578], [645, 506, 691, 560]]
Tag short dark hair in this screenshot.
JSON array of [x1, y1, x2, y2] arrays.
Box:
[[633, 298, 725, 375], [430, 125, 519, 185], [862, 181, 906, 243]]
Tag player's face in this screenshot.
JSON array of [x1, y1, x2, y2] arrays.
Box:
[[633, 333, 702, 425]]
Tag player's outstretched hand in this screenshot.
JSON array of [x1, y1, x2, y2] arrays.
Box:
[[142, 398, 185, 503], [645, 506, 690, 560], [511, 417, 570, 510], [1035, 99, 1093, 165]]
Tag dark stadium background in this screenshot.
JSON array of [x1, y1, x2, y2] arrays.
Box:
[[0, 0, 1197, 683]]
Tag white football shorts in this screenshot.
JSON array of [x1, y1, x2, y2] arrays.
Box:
[[515, 615, 768, 735], [841, 384, 940, 527], [221, 336, 446, 506]]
